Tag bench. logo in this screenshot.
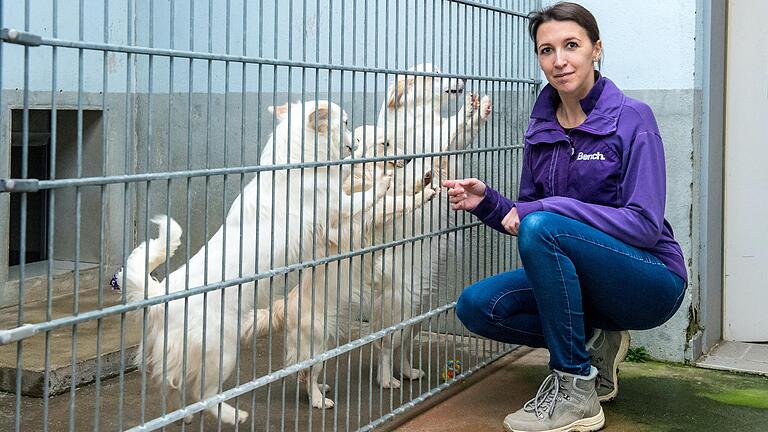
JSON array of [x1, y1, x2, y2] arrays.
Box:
[[576, 151, 606, 161]]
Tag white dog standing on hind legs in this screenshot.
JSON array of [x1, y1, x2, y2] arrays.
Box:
[[373, 64, 494, 389], [244, 126, 440, 409], [116, 100, 352, 425]]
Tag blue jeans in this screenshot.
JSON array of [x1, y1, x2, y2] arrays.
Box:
[[455, 211, 686, 376]]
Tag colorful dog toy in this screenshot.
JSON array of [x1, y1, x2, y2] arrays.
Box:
[[441, 359, 462, 381]]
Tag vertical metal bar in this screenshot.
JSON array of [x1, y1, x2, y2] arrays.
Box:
[[94, 0, 111, 428], [356, 2, 366, 425], [267, 2, 282, 430], [161, 0, 175, 424], [322, 2, 332, 430], [181, 2, 196, 431], [333, 3, 344, 428], [285, 1, 299, 427], [264, 0, 277, 427], [217, 0, 232, 428], [346, 3, 356, 427], [199, 0, 214, 426], [281, 3, 291, 428], [237, 0, 249, 426], [295, 0, 308, 427], [254, 0, 266, 429], [117, 0, 135, 428], [139, 0, 155, 424], [310, 0, 322, 429], [14, 1, 31, 430], [41, 1, 58, 429], [68, 0, 85, 428]]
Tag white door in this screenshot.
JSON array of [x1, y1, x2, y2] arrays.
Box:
[[723, 0, 768, 342]]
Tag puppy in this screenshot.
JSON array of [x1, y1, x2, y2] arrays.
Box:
[[117, 100, 352, 425], [244, 126, 439, 409], [371, 64, 493, 388]]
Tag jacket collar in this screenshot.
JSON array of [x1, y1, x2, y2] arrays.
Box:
[[525, 73, 625, 144]]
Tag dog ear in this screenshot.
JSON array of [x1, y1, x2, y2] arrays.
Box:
[[307, 106, 330, 132], [387, 77, 413, 109], [267, 103, 289, 121]]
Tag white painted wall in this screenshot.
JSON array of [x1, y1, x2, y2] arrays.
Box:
[[543, 0, 696, 90]]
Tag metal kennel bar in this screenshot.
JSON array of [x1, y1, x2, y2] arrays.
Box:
[[0, 0, 540, 430]]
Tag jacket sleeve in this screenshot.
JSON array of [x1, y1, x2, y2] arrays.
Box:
[[524, 131, 667, 248], [469, 144, 540, 235]]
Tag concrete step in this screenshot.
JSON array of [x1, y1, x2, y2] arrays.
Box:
[[2, 260, 101, 308], [0, 287, 139, 397]]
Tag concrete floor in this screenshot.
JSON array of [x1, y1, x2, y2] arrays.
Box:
[[386, 348, 768, 432], [0, 326, 509, 431]]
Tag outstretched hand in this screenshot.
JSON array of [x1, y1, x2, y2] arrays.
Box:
[[442, 178, 487, 211]]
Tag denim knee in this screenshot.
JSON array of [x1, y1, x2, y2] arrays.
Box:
[[517, 211, 558, 254], [455, 287, 488, 333]]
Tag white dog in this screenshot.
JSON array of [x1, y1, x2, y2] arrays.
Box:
[[372, 64, 493, 388], [117, 100, 352, 425], [245, 125, 440, 408]]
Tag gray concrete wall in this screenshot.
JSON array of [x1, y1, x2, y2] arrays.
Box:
[[626, 89, 696, 363]]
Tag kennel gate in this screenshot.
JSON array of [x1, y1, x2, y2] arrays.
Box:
[[0, 0, 540, 430]]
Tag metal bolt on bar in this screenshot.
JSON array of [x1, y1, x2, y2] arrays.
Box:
[[0, 28, 42, 46]]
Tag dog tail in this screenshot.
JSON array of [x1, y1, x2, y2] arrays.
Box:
[[243, 298, 286, 340], [119, 215, 182, 302]]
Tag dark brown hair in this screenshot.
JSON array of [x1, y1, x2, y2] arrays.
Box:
[[528, 2, 600, 51]]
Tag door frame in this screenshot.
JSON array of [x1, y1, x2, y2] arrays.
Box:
[[689, 0, 726, 358]]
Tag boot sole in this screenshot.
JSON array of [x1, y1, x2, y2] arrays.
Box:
[[598, 331, 631, 403], [503, 407, 605, 432]]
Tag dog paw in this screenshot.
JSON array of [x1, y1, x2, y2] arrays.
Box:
[[423, 170, 433, 186], [402, 367, 426, 380], [465, 93, 480, 119], [480, 95, 493, 120], [312, 397, 335, 409], [182, 414, 194, 425], [379, 376, 401, 389], [219, 408, 249, 425], [319, 383, 332, 393], [423, 186, 439, 202], [236, 410, 249, 424], [377, 173, 393, 191]]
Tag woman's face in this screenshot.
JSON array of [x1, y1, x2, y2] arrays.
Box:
[[536, 20, 602, 99]]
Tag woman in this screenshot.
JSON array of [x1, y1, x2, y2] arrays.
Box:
[[442, 3, 687, 432]]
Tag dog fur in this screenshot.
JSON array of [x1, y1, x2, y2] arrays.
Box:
[[117, 100, 352, 425]]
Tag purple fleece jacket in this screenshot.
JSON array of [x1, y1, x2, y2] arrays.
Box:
[[471, 75, 687, 282]]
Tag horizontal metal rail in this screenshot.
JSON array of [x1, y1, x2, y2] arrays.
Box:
[[127, 300, 497, 431], [448, 0, 531, 17], [0, 220, 483, 346], [357, 345, 519, 431], [0, 144, 524, 192], [1, 29, 538, 85]]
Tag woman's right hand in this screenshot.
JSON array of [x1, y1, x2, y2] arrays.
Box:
[[442, 178, 487, 211]]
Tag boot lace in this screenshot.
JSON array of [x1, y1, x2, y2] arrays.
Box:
[[523, 372, 570, 419]]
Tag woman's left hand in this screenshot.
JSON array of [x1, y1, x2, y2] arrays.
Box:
[[501, 207, 520, 235]]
